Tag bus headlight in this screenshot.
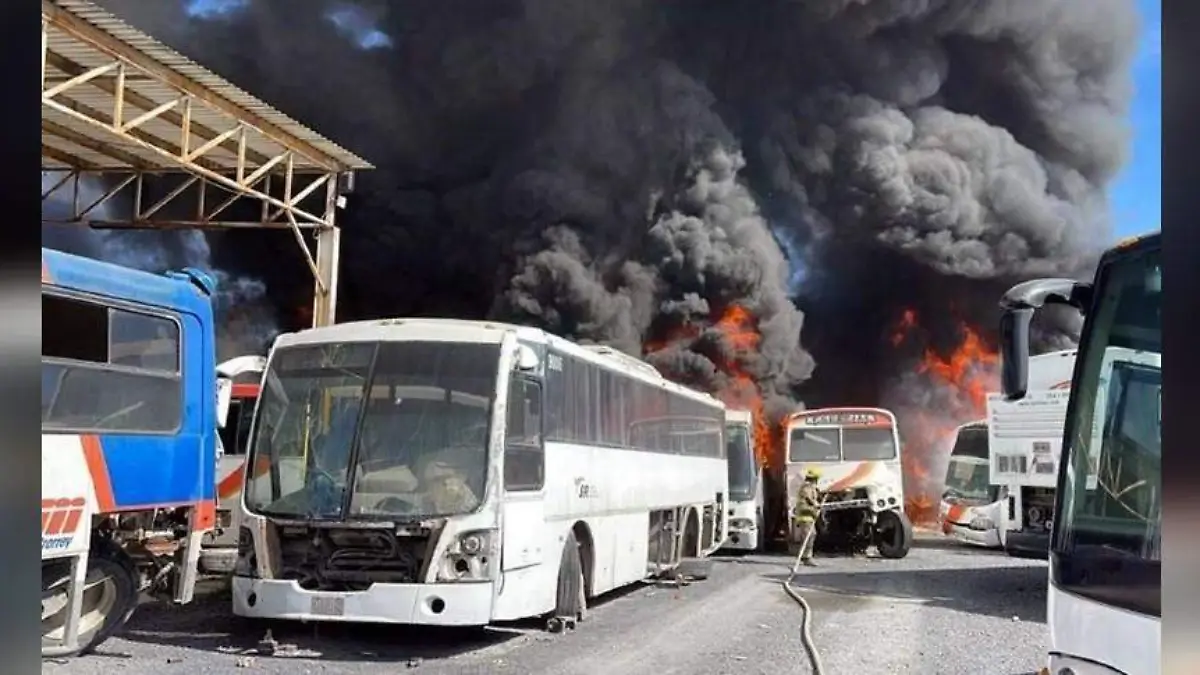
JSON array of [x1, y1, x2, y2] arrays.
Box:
[[234, 526, 258, 578], [437, 529, 496, 583], [461, 533, 483, 556], [730, 518, 754, 530], [970, 517, 995, 531]]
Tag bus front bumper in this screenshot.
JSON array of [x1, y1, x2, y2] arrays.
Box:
[[723, 527, 758, 550], [944, 522, 1001, 548], [231, 577, 493, 626]]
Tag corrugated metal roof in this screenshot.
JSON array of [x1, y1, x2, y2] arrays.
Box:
[[42, 0, 373, 173]]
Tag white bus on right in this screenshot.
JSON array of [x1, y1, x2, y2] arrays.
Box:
[[985, 348, 1076, 559], [998, 232, 1160, 675], [722, 409, 764, 551]]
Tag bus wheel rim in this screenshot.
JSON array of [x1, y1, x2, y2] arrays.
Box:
[[41, 572, 120, 641]]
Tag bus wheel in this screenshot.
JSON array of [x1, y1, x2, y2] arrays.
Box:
[[42, 539, 139, 656], [549, 531, 586, 631], [875, 509, 914, 559]]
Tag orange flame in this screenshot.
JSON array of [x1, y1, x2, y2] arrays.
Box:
[[645, 305, 782, 470], [890, 309, 917, 346], [889, 309, 1000, 525]]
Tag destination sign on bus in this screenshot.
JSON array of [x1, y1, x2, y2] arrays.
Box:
[[794, 411, 887, 427]]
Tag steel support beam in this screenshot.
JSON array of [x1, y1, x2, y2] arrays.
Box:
[[311, 175, 343, 326], [41, 0, 370, 330], [312, 227, 341, 328]]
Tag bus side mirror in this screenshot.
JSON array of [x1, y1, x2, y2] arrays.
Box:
[[515, 345, 540, 372], [998, 277, 1084, 402], [216, 378, 233, 428], [999, 309, 1032, 401]]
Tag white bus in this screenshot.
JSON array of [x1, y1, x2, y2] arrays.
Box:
[[230, 318, 728, 629], [999, 233, 1160, 674], [939, 420, 1003, 548], [986, 349, 1075, 559], [201, 355, 266, 575], [784, 407, 912, 558], [721, 409, 764, 551]]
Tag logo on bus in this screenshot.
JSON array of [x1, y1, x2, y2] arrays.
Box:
[[42, 497, 86, 552], [574, 477, 599, 499], [798, 412, 881, 426]]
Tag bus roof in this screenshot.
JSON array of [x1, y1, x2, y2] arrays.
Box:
[[41, 247, 214, 316], [787, 407, 896, 428], [271, 317, 725, 410], [955, 419, 988, 433]]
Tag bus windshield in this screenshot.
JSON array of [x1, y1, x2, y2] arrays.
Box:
[[943, 428, 995, 503], [218, 397, 257, 456], [1054, 244, 1160, 618], [245, 340, 501, 521], [725, 423, 755, 500], [787, 426, 897, 462], [842, 428, 897, 461]]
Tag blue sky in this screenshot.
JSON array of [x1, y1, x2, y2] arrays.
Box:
[[1108, 0, 1161, 238]]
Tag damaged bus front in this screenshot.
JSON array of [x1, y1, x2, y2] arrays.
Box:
[[232, 323, 510, 626]]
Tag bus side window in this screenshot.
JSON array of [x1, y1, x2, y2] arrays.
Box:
[[42, 293, 182, 434], [504, 378, 544, 492]]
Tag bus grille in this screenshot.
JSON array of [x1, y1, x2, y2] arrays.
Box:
[[276, 526, 430, 591]]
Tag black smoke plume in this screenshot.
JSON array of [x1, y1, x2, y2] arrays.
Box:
[[82, 0, 1138, 414]]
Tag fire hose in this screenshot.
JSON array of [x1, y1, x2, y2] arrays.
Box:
[[783, 494, 828, 675]]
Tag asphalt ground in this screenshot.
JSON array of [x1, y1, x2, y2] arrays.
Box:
[[43, 531, 1048, 675]]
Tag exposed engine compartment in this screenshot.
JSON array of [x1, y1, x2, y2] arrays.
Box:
[[816, 488, 881, 554], [275, 524, 435, 591]]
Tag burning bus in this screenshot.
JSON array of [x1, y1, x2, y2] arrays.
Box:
[[784, 407, 912, 558], [721, 408, 764, 551], [938, 420, 1003, 548]]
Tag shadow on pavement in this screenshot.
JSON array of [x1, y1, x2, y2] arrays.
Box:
[[103, 573, 654, 664], [758, 563, 1048, 623], [102, 580, 527, 664]]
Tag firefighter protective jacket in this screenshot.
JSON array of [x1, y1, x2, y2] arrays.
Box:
[[793, 482, 821, 523]]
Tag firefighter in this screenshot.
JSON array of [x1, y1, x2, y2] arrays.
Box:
[[792, 468, 823, 567]]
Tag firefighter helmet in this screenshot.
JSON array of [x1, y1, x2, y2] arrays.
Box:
[[804, 467, 821, 481]]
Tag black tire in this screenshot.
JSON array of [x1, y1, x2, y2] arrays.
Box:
[[42, 539, 139, 657], [875, 509, 914, 559], [553, 531, 586, 623]]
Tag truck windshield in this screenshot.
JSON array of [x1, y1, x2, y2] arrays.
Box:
[[1053, 244, 1160, 618], [725, 423, 755, 500], [244, 340, 501, 521]]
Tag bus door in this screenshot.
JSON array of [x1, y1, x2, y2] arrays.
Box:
[[493, 350, 547, 623], [499, 372, 546, 573]]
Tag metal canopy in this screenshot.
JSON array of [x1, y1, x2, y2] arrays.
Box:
[[40, 0, 373, 327]]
